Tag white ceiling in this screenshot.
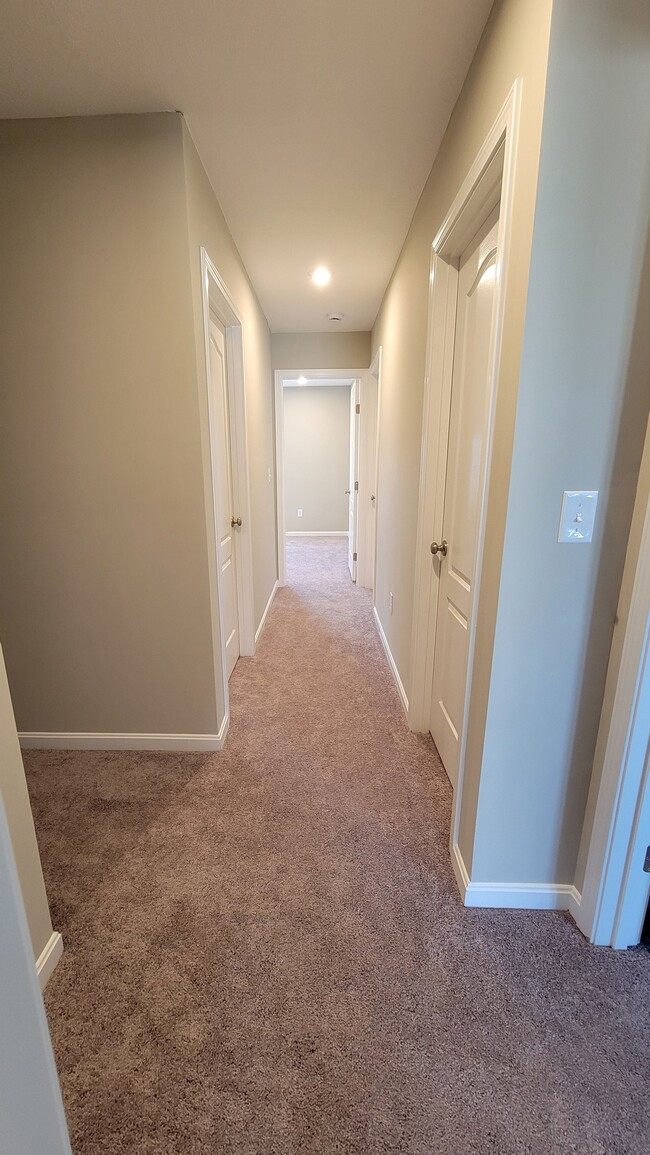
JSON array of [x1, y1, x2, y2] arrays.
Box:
[[0, 0, 493, 332]]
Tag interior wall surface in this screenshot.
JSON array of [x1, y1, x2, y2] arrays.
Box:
[[0, 646, 53, 961], [271, 331, 370, 371], [0, 114, 218, 736], [283, 387, 351, 533], [468, 0, 650, 885], [182, 122, 277, 631], [371, 0, 553, 723]]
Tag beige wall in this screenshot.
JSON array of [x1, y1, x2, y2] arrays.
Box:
[[372, 0, 553, 709], [468, 0, 650, 885], [284, 387, 351, 533], [0, 646, 53, 961], [182, 124, 277, 630], [0, 113, 276, 739], [271, 331, 370, 370]]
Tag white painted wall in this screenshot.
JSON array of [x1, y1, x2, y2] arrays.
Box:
[[283, 386, 351, 533]]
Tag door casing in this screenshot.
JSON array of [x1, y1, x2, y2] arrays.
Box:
[[200, 248, 255, 742], [408, 81, 522, 892]]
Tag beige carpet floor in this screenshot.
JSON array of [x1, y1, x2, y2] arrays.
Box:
[[26, 538, 650, 1154]]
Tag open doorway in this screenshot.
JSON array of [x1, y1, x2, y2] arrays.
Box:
[[274, 368, 378, 591]]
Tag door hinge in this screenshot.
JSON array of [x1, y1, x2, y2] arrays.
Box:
[[354, 480, 359, 491], [353, 552, 358, 561], [356, 403, 360, 414]]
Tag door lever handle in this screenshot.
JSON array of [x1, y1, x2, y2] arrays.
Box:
[[430, 540, 448, 557], [231, 516, 242, 528]]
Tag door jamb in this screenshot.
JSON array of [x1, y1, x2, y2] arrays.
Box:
[[274, 367, 369, 586], [407, 80, 522, 861], [200, 249, 255, 735]]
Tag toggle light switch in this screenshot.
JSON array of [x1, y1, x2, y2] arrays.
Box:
[[558, 490, 598, 543]]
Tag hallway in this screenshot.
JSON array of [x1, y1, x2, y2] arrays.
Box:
[[26, 539, 649, 1154]]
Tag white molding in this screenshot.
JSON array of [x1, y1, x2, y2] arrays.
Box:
[[36, 931, 63, 991], [255, 580, 279, 643], [274, 367, 370, 591], [451, 843, 580, 909], [373, 607, 408, 716], [19, 731, 227, 751], [464, 881, 580, 911], [569, 887, 582, 923], [285, 531, 348, 537]]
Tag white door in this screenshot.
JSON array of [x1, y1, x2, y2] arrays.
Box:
[[348, 382, 360, 581], [430, 211, 500, 787], [209, 320, 240, 680]]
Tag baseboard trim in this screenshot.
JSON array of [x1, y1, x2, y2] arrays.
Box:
[[452, 843, 580, 910], [568, 886, 582, 923], [19, 731, 226, 752], [255, 580, 279, 644], [36, 931, 63, 991], [373, 606, 409, 715], [285, 531, 349, 537]]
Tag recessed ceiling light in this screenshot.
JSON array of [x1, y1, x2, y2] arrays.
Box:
[[297, 376, 307, 384], [311, 266, 331, 287]]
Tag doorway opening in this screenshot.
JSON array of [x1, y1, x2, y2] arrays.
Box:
[[201, 249, 255, 744], [274, 367, 378, 592]]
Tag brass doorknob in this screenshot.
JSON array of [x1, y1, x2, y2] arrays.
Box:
[[430, 540, 448, 557], [231, 516, 242, 528]]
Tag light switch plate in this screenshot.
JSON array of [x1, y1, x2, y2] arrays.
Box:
[[558, 490, 598, 543]]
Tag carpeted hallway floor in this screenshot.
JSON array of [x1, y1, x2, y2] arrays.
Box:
[[26, 538, 649, 1154]]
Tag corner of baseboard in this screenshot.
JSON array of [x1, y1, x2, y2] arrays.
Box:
[[372, 606, 409, 716], [255, 580, 279, 644], [36, 930, 63, 991], [451, 841, 470, 901]]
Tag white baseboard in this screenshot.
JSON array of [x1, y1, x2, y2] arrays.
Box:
[[568, 886, 582, 923], [373, 606, 409, 715], [452, 842, 581, 910], [255, 580, 279, 644], [36, 931, 63, 991], [19, 730, 227, 752], [285, 531, 349, 537]]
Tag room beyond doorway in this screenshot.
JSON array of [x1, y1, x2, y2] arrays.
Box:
[[274, 367, 378, 591]]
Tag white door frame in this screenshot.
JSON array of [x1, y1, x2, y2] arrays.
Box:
[[408, 81, 522, 848], [200, 249, 255, 736], [575, 422, 650, 947], [358, 348, 382, 593], [274, 367, 370, 586]]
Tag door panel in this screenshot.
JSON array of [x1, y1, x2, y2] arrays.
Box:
[[209, 321, 240, 680], [430, 211, 499, 787]]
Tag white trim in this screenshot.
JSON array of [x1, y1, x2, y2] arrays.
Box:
[[465, 882, 580, 911], [36, 931, 63, 991], [199, 249, 255, 747], [452, 844, 580, 909], [576, 418, 650, 946], [285, 531, 348, 537], [255, 580, 279, 643], [368, 347, 382, 601], [274, 367, 370, 591], [373, 607, 409, 716], [19, 730, 227, 751]]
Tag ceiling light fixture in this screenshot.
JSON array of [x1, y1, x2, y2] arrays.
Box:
[[297, 376, 307, 384], [311, 266, 331, 287]]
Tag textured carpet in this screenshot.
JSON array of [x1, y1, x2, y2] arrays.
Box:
[[26, 538, 650, 1154]]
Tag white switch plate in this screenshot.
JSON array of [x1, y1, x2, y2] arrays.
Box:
[[558, 490, 598, 543]]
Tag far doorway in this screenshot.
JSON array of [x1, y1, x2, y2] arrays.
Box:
[[274, 368, 378, 591]]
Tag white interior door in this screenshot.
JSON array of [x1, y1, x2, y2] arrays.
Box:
[[430, 211, 500, 787], [209, 320, 240, 680], [348, 382, 360, 581]]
